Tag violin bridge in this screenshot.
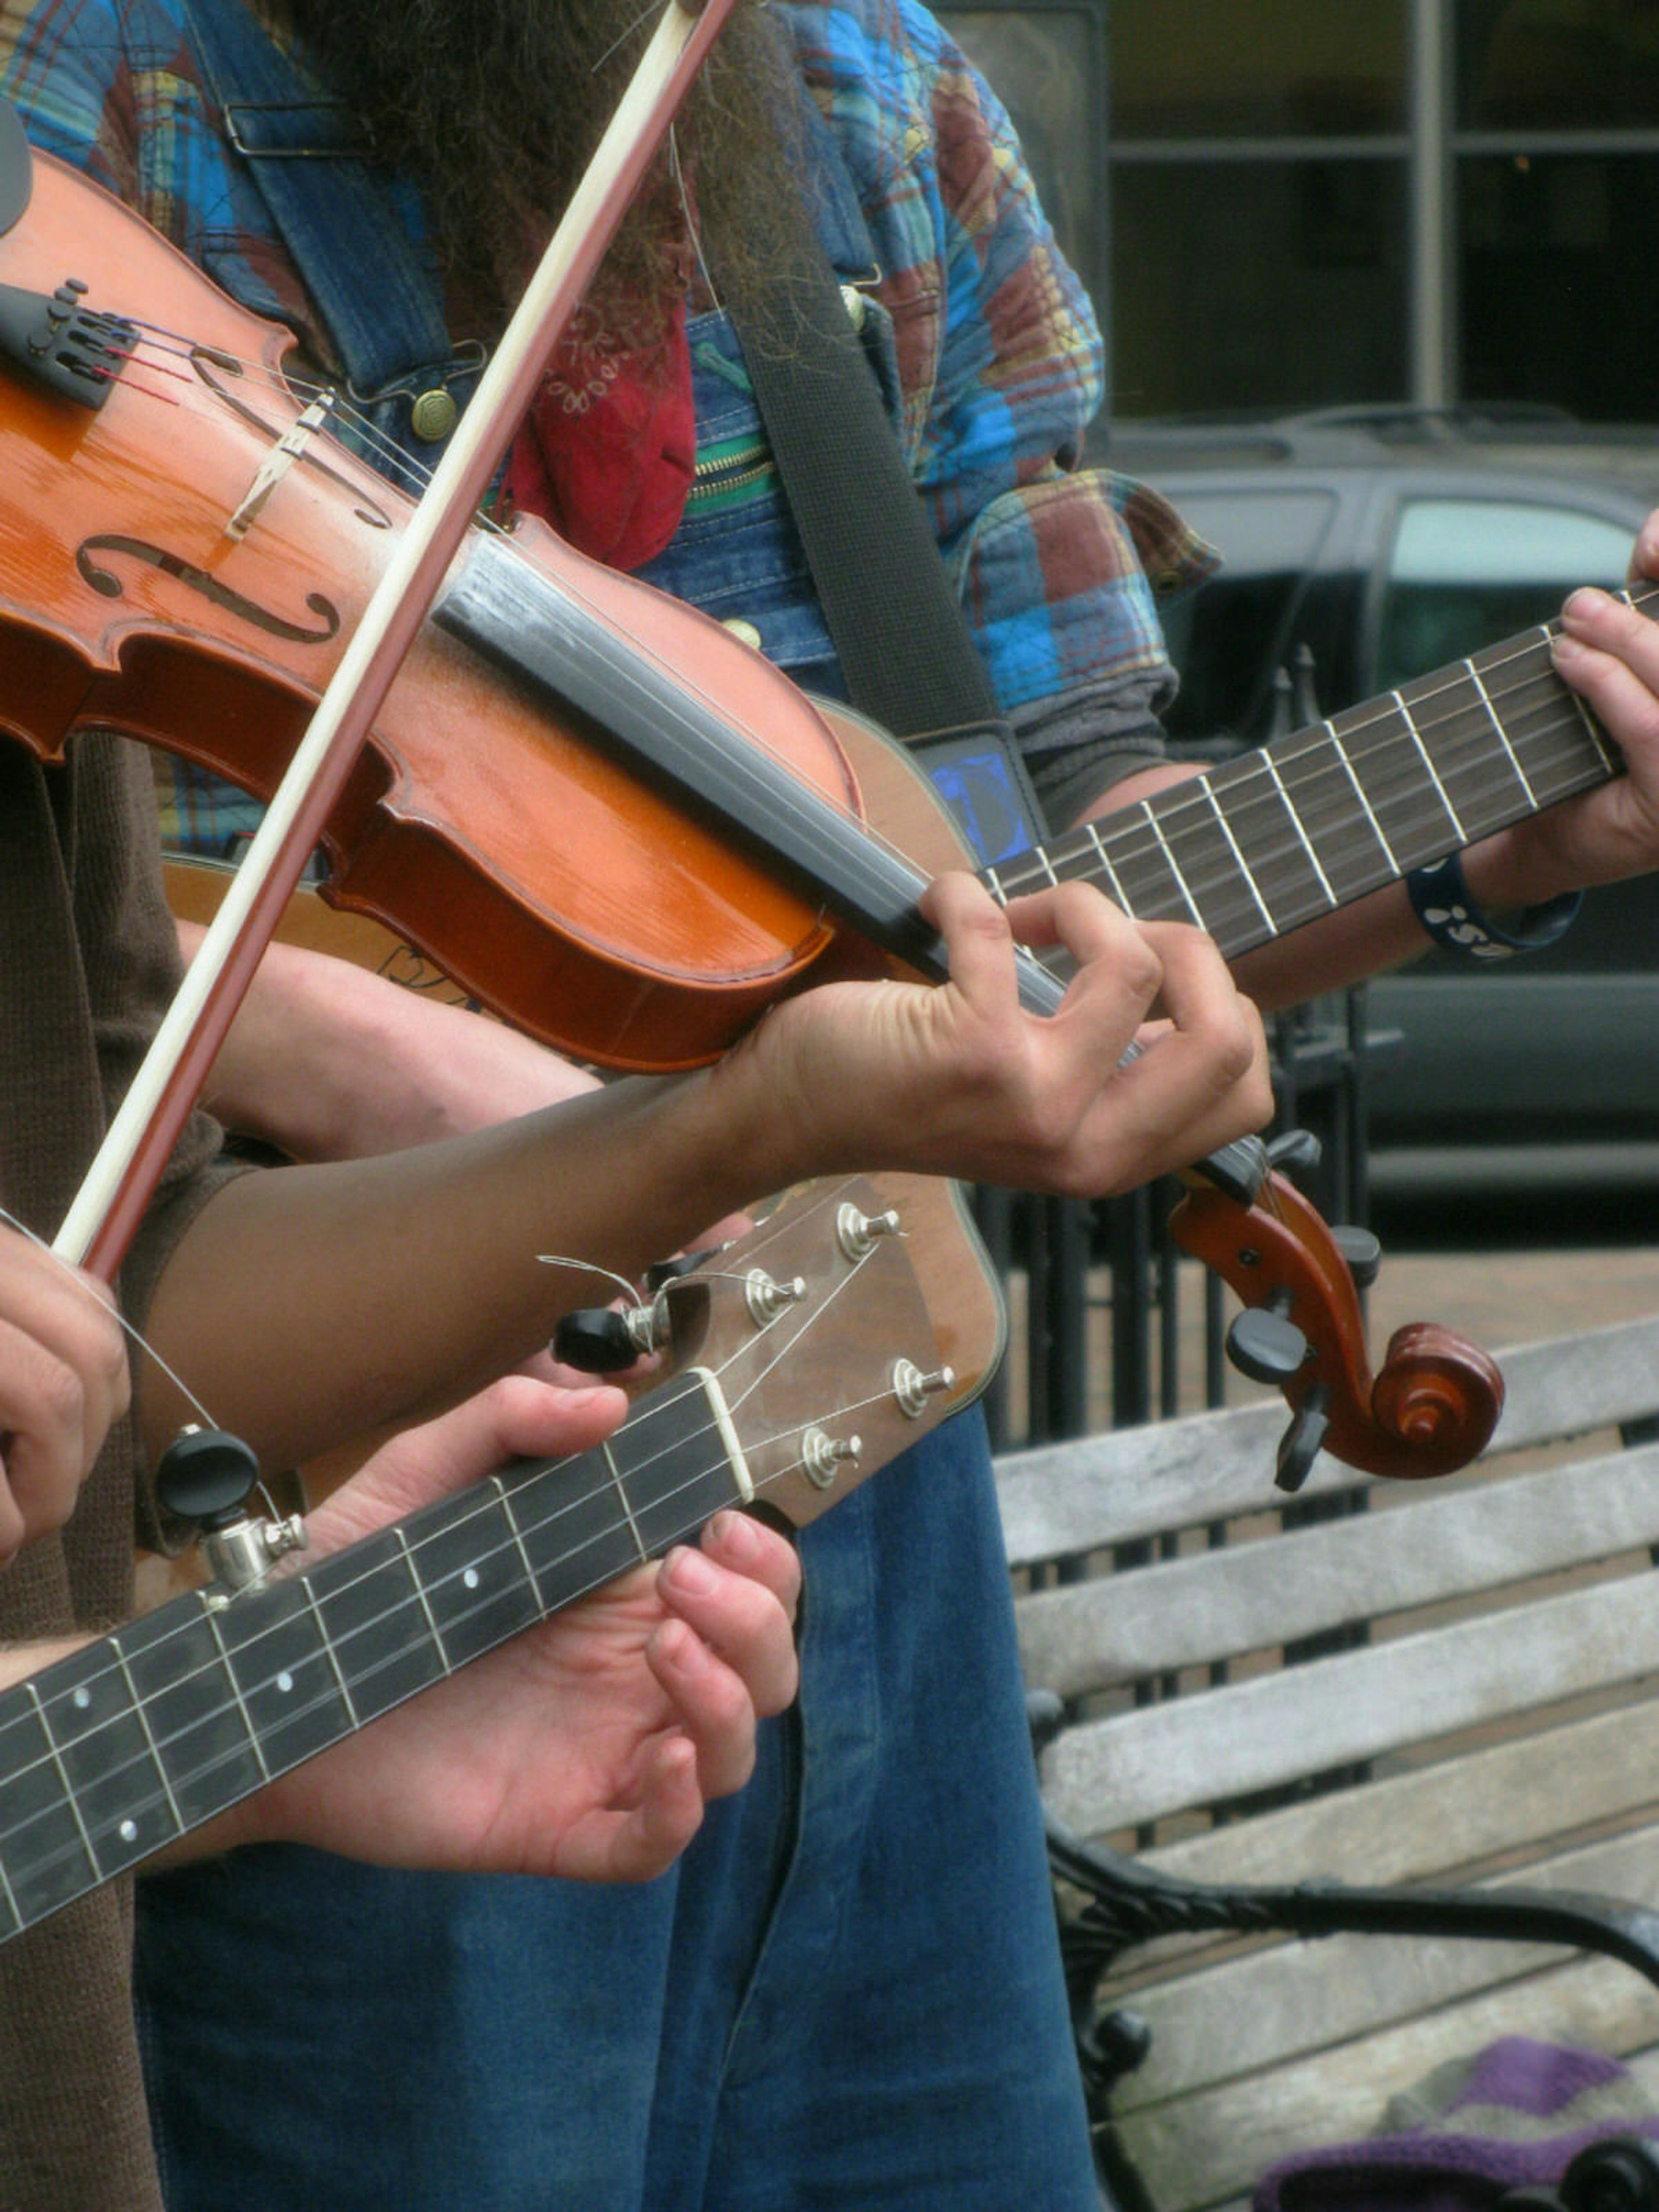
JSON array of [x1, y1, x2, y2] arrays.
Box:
[[225, 392, 337, 543]]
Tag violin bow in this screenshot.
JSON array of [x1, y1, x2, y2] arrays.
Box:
[[54, 0, 737, 1280]]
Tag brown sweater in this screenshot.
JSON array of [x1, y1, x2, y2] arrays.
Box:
[[0, 734, 236, 2212]]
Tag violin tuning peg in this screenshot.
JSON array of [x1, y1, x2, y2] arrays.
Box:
[[1330, 1224, 1382, 1290], [155, 1424, 260, 1532], [1226, 1303, 1309, 1387], [1275, 1385, 1332, 1494], [1266, 1128, 1322, 1178], [552, 1308, 643, 1374]]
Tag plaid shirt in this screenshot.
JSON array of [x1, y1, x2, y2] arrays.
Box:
[[0, 0, 1212, 852]]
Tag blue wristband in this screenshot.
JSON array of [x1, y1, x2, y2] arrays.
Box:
[[1407, 853, 1582, 963]]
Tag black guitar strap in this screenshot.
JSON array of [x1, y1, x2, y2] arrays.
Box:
[[715, 95, 1049, 863]]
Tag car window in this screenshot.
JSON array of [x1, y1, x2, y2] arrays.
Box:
[[1376, 497, 1632, 690], [1157, 487, 1338, 741]]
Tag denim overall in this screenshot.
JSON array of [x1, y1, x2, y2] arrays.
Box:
[[134, 10, 1096, 2206]]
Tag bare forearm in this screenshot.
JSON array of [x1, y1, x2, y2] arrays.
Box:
[[138, 1066, 771, 1472], [179, 922, 601, 1161]]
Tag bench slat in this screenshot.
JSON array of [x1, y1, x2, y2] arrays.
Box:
[[1017, 1442, 1659, 1696], [1143, 1703, 1659, 1892], [1046, 1571, 1659, 1834]]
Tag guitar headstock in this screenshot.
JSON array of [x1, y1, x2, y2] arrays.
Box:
[[641, 1171, 1005, 1529]]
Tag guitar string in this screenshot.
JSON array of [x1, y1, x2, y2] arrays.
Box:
[[108, 332, 1597, 902], [5, 1177, 859, 1761], [120, 324, 1637, 910], [0, 1190, 935, 1882], [114, 331, 1634, 951]]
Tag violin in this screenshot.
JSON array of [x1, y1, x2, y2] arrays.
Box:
[[0, 139, 1504, 1483]]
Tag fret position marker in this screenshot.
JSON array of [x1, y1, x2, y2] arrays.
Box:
[[25, 1683, 102, 1881]]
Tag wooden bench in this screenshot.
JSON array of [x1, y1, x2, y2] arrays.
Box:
[[993, 1310, 1659, 2212]]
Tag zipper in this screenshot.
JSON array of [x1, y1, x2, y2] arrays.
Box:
[[686, 435, 774, 505]]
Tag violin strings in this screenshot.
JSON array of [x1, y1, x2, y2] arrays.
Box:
[[116, 319, 1612, 934], [0, 1185, 891, 1872], [110, 324, 1618, 1017]]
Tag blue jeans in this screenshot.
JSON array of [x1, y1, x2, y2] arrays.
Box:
[[135, 1414, 1098, 2210]]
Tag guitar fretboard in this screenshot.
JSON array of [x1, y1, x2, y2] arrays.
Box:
[[0, 1368, 743, 1940], [984, 587, 1650, 955]]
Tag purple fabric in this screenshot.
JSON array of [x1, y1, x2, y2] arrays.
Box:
[[1254, 2041, 1659, 2212]]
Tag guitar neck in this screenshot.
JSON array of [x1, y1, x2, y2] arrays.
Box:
[[988, 585, 1652, 955], [0, 1368, 743, 1942], [0, 1168, 995, 1948]]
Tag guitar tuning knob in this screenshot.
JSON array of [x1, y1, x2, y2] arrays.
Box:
[[1226, 1297, 1309, 1387], [155, 1424, 260, 1531], [154, 1425, 305, 1593], [553, 1307, 648, 1374], [643, 1247, 719, 1295]]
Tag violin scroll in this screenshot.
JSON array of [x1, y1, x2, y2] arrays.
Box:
[[1170, 1159, 1504, 1487]]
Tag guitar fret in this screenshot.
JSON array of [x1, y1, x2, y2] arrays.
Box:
[[1198, 775, 1276, 936], [1466, 662, 1537, 807], [1143, 801, 1205, 926], [603, 1442, 651, 1567], [109, 1638, 184, 1833], [1082, 822, 1132, 913], [303, 1580, 360, 1730], [1393, 690, 1466, 841], [24, 1683, 100, 1884], [0, 1833, 21, 1937], [395, 1526, 454, 1673], [1264, 752, 1336, 907], [981, 861, 1011, 906], [205, 1606, 272, 1782], [1325, 724, 1400, 875], [491, 1479, 547, 1613]]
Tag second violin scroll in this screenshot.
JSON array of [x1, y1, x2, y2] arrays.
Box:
[[1170, 1167, 1505, 1487]]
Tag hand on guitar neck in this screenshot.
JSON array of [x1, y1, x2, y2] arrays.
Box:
[[1077, 518, 1659, 1014]]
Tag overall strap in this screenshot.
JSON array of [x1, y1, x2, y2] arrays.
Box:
[[717, 79, 1047, 856], [178, 0, 480, 487]]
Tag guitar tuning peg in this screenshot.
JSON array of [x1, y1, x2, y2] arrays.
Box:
[[643, 1247, 720, 1295], [155, 1424, 260, 1531], [553, 1307, 649, 1374], [154, 1425, 305, 1592]]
